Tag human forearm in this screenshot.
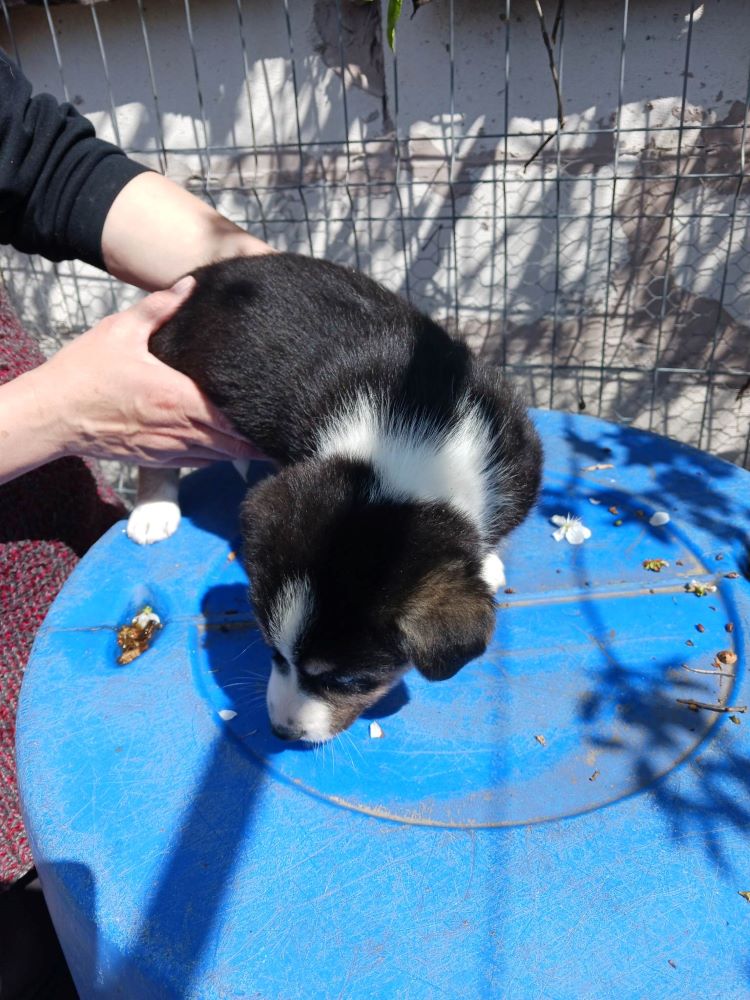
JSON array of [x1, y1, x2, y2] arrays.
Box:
[[1, 51, 272, 281], [0, 50, 148, 266], [101, 172, 274, 291], [0, 368, 66, 485]]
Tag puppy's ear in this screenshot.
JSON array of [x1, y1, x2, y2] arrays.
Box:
[[398, 567, 495, 681]]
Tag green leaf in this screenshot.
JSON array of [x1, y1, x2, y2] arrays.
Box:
[[387, 0, 403, 51]]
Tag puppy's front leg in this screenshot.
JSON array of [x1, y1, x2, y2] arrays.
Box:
[[480, 551, 506, 592], [127, 467, 182, 545]]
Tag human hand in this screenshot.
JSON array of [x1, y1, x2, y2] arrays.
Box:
[[25, 277, 261, 468]]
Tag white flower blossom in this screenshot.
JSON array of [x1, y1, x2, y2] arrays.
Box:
[[133, 608, 161, 630], [685, 579, 717, 597], [551, 514, 592, 545]]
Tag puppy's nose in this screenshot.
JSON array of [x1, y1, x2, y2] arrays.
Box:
[[271, 722, 302, 741]]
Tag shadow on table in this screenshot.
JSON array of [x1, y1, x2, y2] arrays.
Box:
[[44, 414, 750, 994], [41, 728, 263, 999], [550, 412, 750, 876]]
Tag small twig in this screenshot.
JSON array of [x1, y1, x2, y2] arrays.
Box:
[[681, 664, 736, 678], [523, 131, 558, 171], [676, 699, 748, 714], [524, 1, 566, 171], [550, 0, 564, 44], [534, 0, 565, 124]]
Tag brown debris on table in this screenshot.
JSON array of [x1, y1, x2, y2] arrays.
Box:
[[116, 606, 162, 665], [643, 559, 669, 572], [714, 649, 738, 668]]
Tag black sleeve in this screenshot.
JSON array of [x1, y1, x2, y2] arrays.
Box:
[[0, 50, 150, 269]]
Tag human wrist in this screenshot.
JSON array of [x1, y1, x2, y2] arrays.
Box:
[[101, 172, 274, 290], [207, 221, 274, 265]]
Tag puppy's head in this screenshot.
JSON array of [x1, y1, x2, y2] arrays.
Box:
[[241, 458, 495, 742]]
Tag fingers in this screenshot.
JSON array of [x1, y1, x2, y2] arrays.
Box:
[[127, 275, 196, 337], [184, 429, 263, 462], [138, 441, 260, 467], [87, 277, 268, 465], [147, 363, 257, 447], [139, 457, 217, 469]]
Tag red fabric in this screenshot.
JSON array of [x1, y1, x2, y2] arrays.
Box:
[[0, 292, 125, 886]]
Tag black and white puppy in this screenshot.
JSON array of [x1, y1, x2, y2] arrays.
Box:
[[128, 253, 543, 742]]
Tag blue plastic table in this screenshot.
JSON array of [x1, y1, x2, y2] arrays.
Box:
[[17, 410, 750, 999]]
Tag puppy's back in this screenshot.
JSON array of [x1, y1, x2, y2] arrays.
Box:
[[151, 253, 541, 538], [150, 253, 470, 461]]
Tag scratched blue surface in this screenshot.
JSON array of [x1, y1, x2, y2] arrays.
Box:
[[16, 410, 750, 999]]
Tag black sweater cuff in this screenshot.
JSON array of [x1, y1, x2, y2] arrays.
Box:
[[0, 51, 150, 270], [61, 149, 149, 271]]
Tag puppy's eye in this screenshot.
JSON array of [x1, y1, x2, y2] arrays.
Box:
[[298, 661, 340, 683], [317, 672, 376, 694]]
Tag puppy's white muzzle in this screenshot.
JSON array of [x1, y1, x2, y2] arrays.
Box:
[[266, 662, 334, 743]]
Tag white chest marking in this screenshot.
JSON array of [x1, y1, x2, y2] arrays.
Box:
[[316, 392, 502, 537]]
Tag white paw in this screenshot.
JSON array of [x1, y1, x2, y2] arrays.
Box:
[[127, 501, 181, 545], [481, 552, 506, 592]]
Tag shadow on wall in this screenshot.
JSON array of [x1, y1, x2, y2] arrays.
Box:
[[1, 0, 749, 465]]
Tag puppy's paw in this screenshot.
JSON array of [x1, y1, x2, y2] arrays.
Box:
[[127, 501, 181, 545], [480, 552, 506, 592]]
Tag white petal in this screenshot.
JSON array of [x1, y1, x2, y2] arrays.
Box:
[[581, 526, 592, 539], [588, 497, 602, 505], [552, 527, 566, 541], [566, 524, 588, 544], [133, 610, 160, 629], [369, 721, 384, 739], [551, 515, 566, 526], [649, 511, 670, 526], [218, 709, 237, 721]]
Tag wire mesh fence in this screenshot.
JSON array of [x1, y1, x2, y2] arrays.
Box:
[[1, 0, 749, 501]]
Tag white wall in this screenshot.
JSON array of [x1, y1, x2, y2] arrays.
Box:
[[2, 0, 749, 468]]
